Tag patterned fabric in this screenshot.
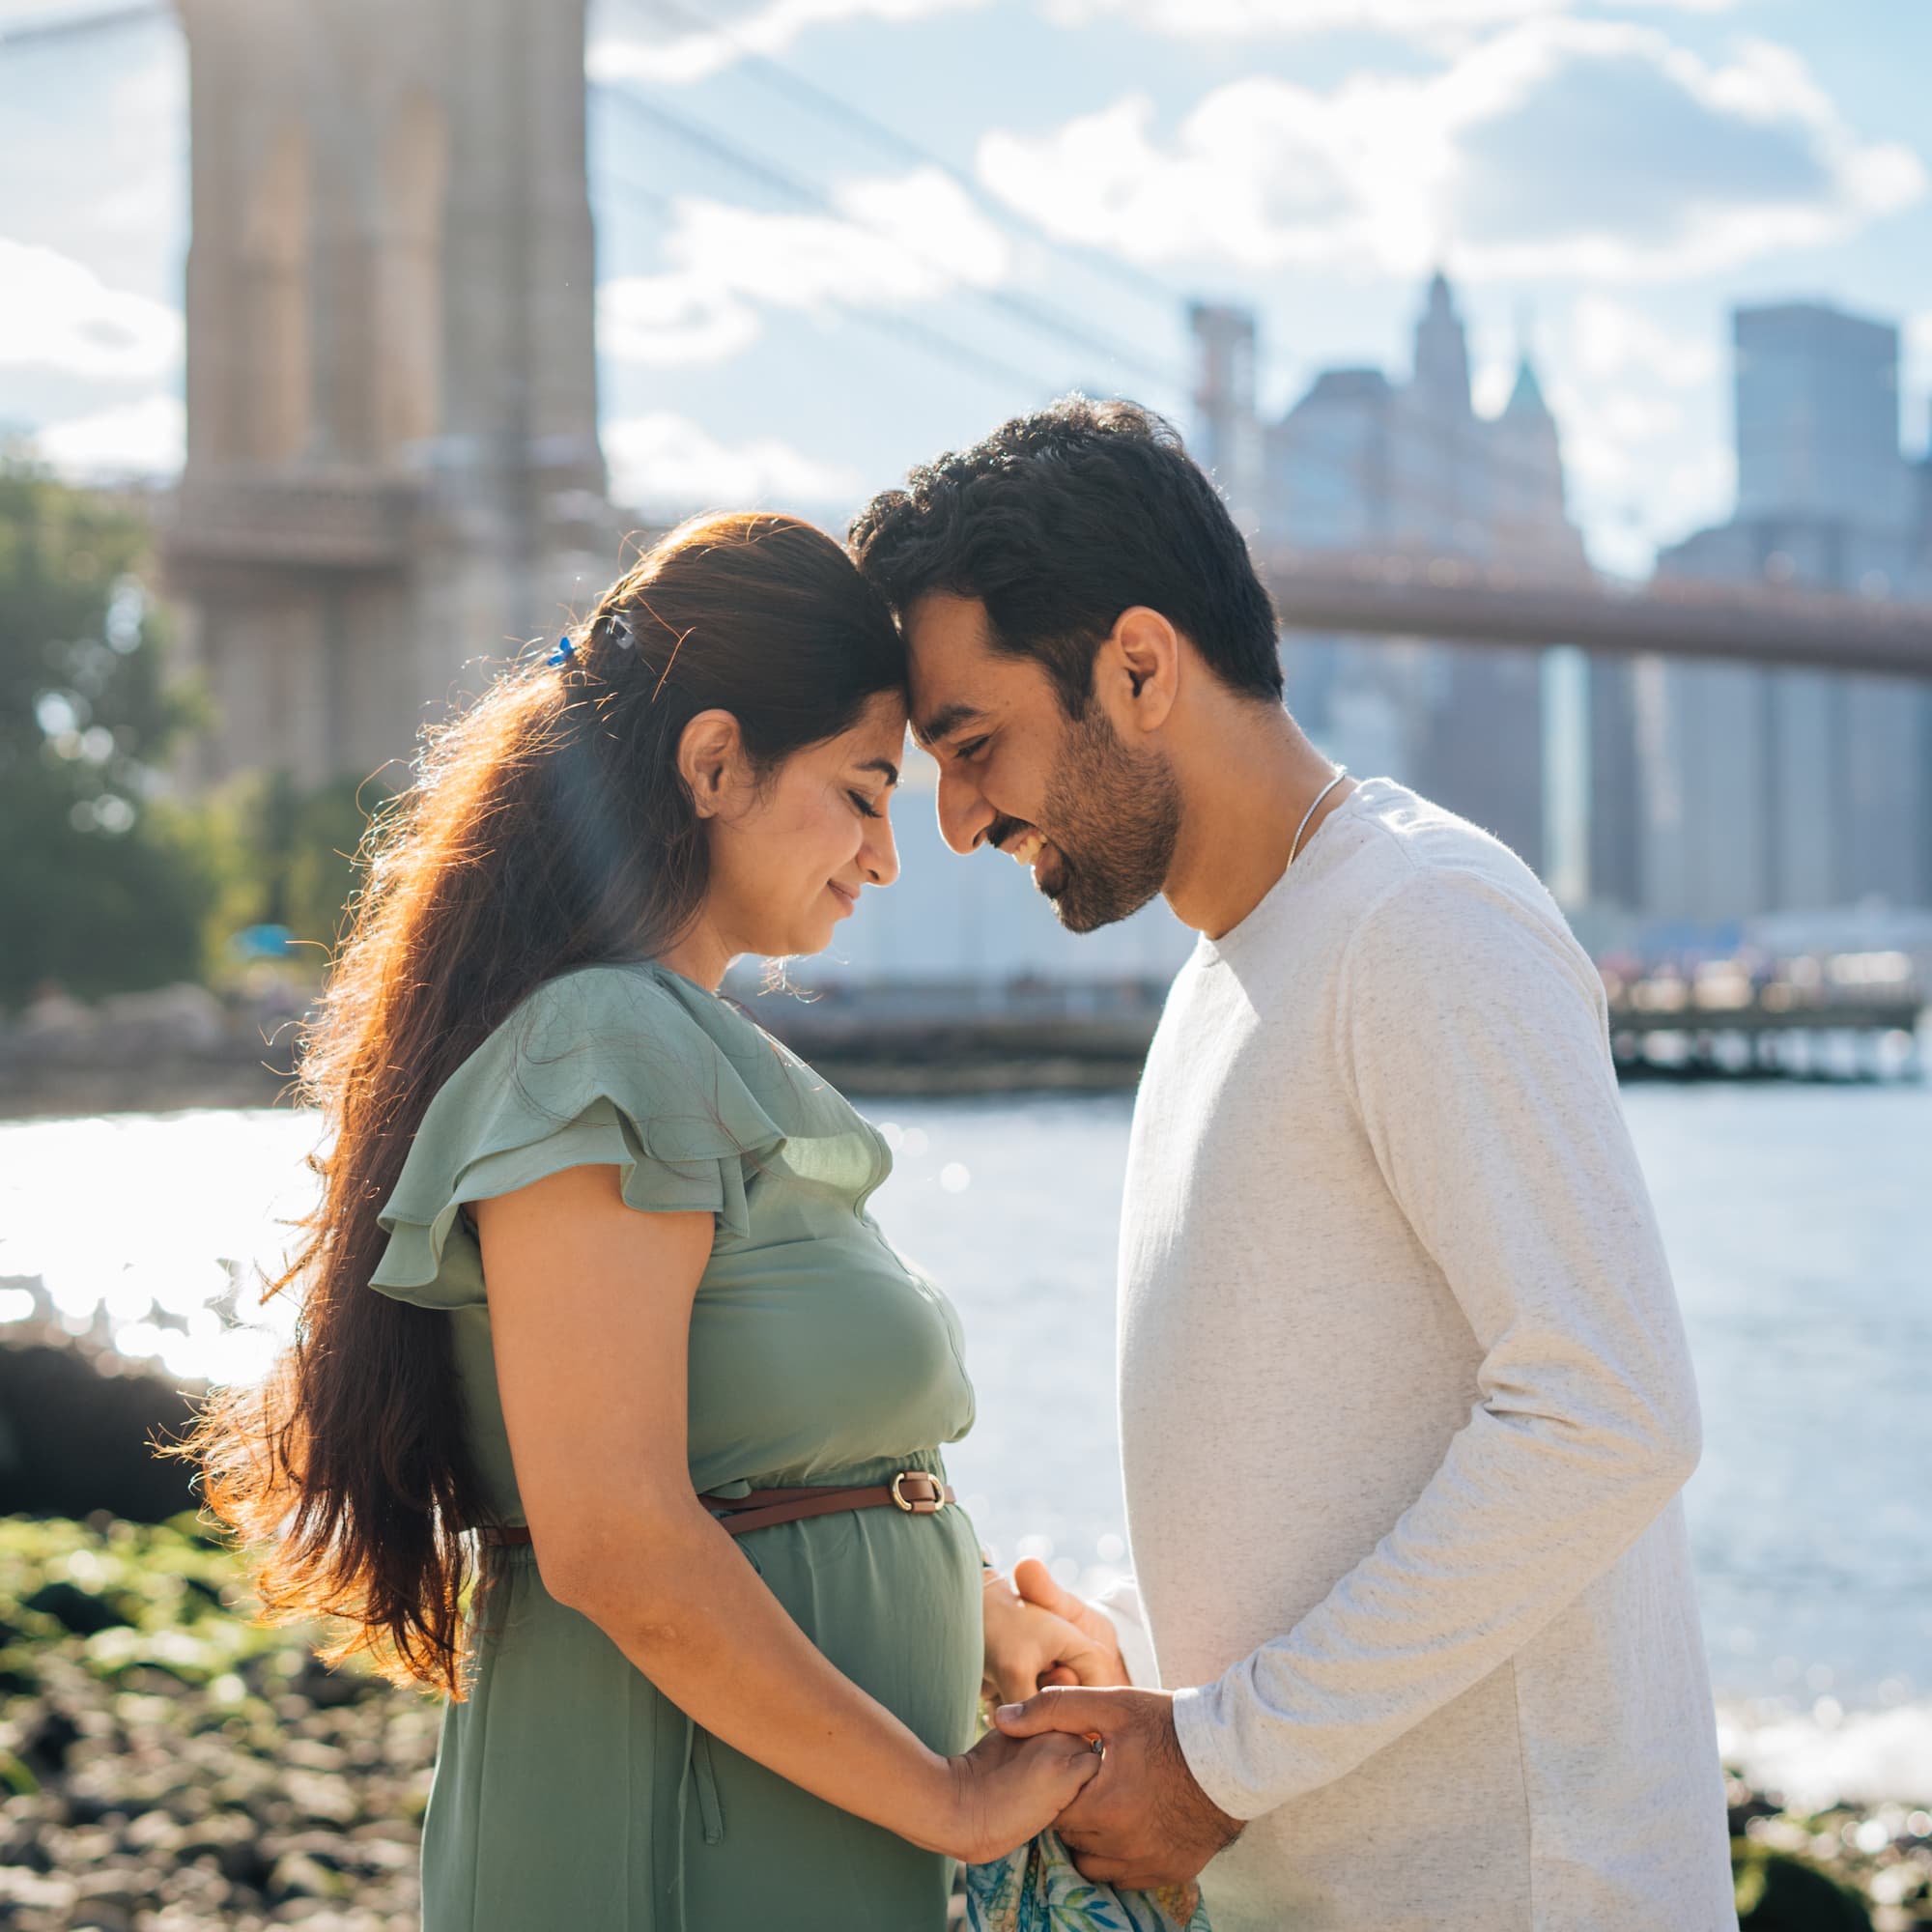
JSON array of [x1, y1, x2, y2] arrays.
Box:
[[967, 1831, 1211, 1932]]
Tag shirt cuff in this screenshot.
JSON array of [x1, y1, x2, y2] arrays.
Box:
[[1172, 1679, 1275, 1824]]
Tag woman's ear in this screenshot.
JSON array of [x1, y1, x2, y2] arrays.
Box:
[[677, 709, 748, 819]]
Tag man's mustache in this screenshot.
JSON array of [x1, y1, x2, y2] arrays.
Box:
[[986, 814, 1036, 852]]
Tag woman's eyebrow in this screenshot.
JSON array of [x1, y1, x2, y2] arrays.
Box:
[[855, 757, 900, 787]]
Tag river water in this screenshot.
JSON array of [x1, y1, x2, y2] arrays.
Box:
[[3, 1081, 1928, 1797]]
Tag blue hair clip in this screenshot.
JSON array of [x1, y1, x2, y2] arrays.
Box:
[[547, 635, 576, 668]]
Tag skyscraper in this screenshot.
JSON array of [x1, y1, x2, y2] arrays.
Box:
[[1735, 303, 1914, 536], [1261, 273, 1586, 876], [1189, 303, 1264, 534], [1651, 298, 1930, 921]]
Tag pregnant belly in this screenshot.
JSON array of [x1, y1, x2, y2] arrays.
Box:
[[739, 1495, 985, 1756]]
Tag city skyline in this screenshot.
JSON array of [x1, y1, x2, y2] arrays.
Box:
[[2, 0, 1930, 582]]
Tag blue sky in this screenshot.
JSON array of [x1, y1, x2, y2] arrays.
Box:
[[2, 0, 1928, 577]]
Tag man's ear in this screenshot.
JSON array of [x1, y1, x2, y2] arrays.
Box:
[[1105, 607, 1179, 735], [677, 709, 748, 818]]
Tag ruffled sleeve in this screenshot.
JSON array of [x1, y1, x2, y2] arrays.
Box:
[[368, 964, 787, 1309]]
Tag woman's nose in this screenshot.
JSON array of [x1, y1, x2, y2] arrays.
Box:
[[863, 811, 900, 888]]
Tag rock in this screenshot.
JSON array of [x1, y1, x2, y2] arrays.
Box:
[[68, 1865, 152, 1930], [16, 1704, 80, 1776], [1734, 1840, 1874, 1929], [0, 1865, 76, 1913], [178, 1809, 270, 1887], [121, 1807, 185, 1856], [269, 1850, 351, 1902], [283, 1771, 358, 1827], [0, 1335, 200, 1520], [19, 1579, 134, 1636], [69, 1907, 134, 1932], [95, 982, 230, 1051]]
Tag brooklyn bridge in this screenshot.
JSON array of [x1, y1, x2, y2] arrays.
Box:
[[9, 0, 1932, 795]]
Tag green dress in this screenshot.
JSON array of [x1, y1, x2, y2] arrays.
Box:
[[368, 961, 983, 1932]]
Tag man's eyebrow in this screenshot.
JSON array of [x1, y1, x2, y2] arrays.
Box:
[[855, 757, 900, 787], [913, 702, 985, 749]]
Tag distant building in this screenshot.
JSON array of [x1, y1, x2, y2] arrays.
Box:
[[1734, 303, 1915, 536], [1648, 299, 1932, 920], [1189, 303, 1264, 534], [1250, 271, 1588, 876]]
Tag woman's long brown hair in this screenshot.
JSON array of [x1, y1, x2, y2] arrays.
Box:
[[183, 513, 905, 1695]]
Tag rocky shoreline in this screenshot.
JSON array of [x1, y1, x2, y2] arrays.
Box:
[[0, 1517, 1928, 1929], [0, 1518, 438, 1931]]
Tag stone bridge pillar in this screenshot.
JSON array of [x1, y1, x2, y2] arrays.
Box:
[[164, 0, 613, 787]]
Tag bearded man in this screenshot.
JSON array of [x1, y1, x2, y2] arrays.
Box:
[[850, 398, 1736, 1932]]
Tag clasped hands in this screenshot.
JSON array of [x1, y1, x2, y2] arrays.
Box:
[[979, 1557, 1243, 1889]]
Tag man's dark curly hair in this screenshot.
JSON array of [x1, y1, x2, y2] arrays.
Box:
[[848, 395, 1283, 719]]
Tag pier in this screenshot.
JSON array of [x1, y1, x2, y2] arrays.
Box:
[[1605, 990, 1924, 1082], [743, 969, 1928, 1092]]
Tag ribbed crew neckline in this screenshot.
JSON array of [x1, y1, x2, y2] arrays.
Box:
[[1196, 775, 1392, 966]]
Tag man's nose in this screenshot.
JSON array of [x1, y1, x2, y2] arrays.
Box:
[[936, 764, 994, 858]]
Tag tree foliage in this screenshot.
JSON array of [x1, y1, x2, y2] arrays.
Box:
[[0, 461, 388, 1007], [0, 459, 213, 1005]]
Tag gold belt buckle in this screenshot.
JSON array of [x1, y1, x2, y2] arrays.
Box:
[[891, 1470, 942, 1515]]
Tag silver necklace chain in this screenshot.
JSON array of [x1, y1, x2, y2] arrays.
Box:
[[1290, 766, 1350, 867]]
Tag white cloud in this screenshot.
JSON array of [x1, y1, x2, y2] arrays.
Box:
[[600, 274, 761, 368], [1047, 0, 1738, 33], [34, 392, 185, 478], [604, 412, 861, 511], [0, 31, 185, 307], [1572, 295, 1719, 387], [978, 22, 1925, 282], [0, 238, 183, 379], [598, 167, 1010, 366], [1546, 350, 1732, 574], [588, 0, 980, 87], [1049, 0, 1546, 34]]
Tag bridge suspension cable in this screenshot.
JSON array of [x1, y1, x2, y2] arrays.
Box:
[[611, 0, 1184, 317], [592, 78, 1189, 396], [594, 161, 1070, 398]]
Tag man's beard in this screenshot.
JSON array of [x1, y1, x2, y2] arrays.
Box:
[[1031, 705, 1182, 934]]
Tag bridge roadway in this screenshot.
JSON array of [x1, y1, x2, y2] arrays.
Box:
[[1254, 550, 1932, 680]]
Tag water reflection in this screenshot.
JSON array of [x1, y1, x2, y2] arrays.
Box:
[[3, 1083, 1929, 1723]]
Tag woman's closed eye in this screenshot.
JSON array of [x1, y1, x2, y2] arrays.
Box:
[[849, 789, 884, 819]]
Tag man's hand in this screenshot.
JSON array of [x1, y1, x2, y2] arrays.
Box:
[[981, 1566, 1129, 1705], [993, 1686, 1243, 1889]]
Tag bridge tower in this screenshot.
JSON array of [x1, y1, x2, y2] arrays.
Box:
[[163, 0, 613, 786]]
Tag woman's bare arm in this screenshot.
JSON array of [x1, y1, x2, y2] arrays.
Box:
[[473, 1162, 1095, 1861]]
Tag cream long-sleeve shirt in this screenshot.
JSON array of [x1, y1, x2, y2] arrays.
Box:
[[1101, 778, 1735, 1932]]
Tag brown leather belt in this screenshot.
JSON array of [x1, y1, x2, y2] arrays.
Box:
[[478, 1470, 953, 1548]]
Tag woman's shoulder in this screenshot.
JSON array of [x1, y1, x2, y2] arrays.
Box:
[[512, 957, 699, 1038], [467, 960, 736, 1081], [422, 960, 780, 1136], [372, 963, 793, 1298]]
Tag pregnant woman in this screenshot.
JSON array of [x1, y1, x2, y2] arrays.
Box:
[[187, 514, 1103, 1931]]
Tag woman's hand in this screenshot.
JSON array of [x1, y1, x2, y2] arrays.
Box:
[[935, 1725, 1104, 1865], [981, 1565, 1129, 1704]]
